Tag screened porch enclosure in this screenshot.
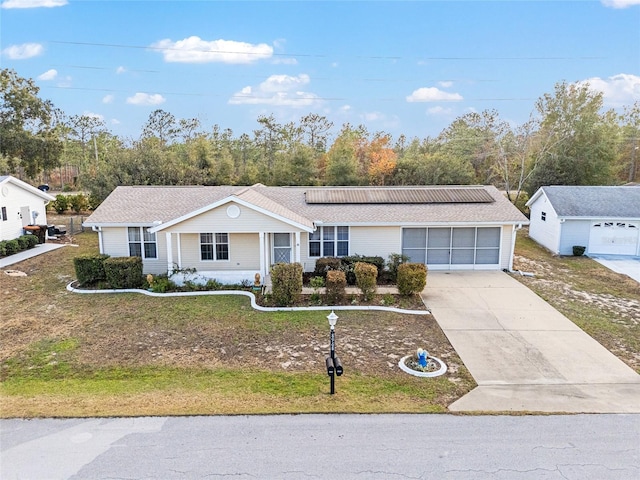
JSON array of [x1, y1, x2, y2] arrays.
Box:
[[402, 227, 501, 269]]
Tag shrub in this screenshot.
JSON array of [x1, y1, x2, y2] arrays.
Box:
[[23, 234, 39, 248], [314, 257, 342, 278], [572, 245, 586, 256], [73, 253, 110, 285], [148, 274, 175, 293], [69, 193, 89, 213], [16, 235, 30, 251], [310, 276, 325, 304], [104, 256, 144, 289], [387, 253, 409, 283], [325, 270, 347, 305], [397, 263, 427, 296], [270, 262, 303, 306], [87, 193, 102, 211], [354, 261, 377, 301], [341, 255, 384, 285], [51, 194, 69, 214], [0, 241, 6, 257], [4, 239, 20, 256]]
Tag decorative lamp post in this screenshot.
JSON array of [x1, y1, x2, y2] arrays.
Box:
[[325, 311, 343, 394]]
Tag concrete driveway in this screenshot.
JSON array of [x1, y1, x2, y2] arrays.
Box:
[[590, 255, 640, 283], [424, 271, 640, 413]]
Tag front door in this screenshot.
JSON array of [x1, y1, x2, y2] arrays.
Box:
[[273, 233, 291, 263], [20, 206, 30, 227]]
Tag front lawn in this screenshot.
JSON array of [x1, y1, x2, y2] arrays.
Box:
[[0, 231, 474, 417]]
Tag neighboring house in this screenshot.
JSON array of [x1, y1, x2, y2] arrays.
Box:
[[526, 185, 640, 256], [0, 175, 55, 242], [84, 184, 529, 283]]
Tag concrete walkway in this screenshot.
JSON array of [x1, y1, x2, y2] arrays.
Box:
[[423, 271, 640, 413], [0, 243, 65, 269]]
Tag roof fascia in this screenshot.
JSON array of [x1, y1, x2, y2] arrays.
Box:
[[149, 195, 314, 233], [2, 176, 55, 201]]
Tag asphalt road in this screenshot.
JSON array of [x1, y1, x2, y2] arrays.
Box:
[[2, 414, 639, 479]]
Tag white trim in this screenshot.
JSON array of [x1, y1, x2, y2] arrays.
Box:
[[259, 232, 265, 280], [166, 232, 172, 273], [0, 176, 55, 202], [148, 196, 314, 233]]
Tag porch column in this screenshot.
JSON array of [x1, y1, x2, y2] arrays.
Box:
[[295, 231, 301, 263], [165, 232, 173, 275], [259, 231, 266, 280], [176, 233, 182, 270]]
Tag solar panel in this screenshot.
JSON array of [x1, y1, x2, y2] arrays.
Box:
[[305, 187, 494, 204]]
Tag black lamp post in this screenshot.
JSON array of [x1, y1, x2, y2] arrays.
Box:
[[325, 310, 343, 394]]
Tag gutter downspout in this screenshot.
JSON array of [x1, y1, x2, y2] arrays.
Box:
[[92, 226, 104, 254], [508, 223, 523, 272]]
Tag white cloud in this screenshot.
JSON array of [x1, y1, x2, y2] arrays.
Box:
[[427, 106, 454, 116], [1, 0, 67, 9], [116, 66, 126, 74], [111, 118, 120, 125], [406, 87, 463, 102], [37, 69, 57, 81], [2, 42, 43, 59], [580, 73, 640, 106], [126, 93, 166, 106], [362, 111, 384, 122], [229, 74, 321, 107], [601, 0, 640, 8], [102, 94, 115, 104], [438, 81, 453, 88], [83, 111, 104, 121], [151, 36, 273, 64]]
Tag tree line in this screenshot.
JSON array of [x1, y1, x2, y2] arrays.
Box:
[[1, 68, 638, 208]]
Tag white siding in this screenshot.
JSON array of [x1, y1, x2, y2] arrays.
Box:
[[350, 226, 401, 258], [99, 226, 167, 275], [558, 220, 591, 255], [500, 226, 513, 269], [166, 202, 302, 233], [528, 193, 561, 254], [0, 182, 49, 241], [298, 226, 401, 272], [179, 232, 260, 271]]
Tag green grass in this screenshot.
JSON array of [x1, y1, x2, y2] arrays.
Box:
[[1, 230, 473, 417]]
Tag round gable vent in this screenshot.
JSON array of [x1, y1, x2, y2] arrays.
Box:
[[227, 205, 240, 219]]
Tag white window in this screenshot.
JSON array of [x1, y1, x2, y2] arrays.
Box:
[[200, 233, 229, 261], [128, 227, 157, 259], [309, 226, 349, 257]]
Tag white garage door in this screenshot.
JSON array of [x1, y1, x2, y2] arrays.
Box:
[[588, 221, 639, 255], [402, 227, 501, 270]]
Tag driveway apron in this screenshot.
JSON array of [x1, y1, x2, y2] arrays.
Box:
[[423, 271, 640, 413]]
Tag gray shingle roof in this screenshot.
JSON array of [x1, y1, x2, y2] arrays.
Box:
[[84, 184, 529, 227], [542, 186, 640, 218]]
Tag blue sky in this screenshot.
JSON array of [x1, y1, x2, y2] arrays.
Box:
[[1, 0, 639, 141]]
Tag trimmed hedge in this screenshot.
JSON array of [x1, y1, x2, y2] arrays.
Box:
[[3, 239, 20, 256], [314, 257, 342, 278], [73, 253, 110, 286], [341, 254, 384, 285], [325, 270, 347, 305], [24, 234, 39, 248], [270, 262, 303, 306], [354, 261, 377, 301], [397, 263, 427, 296], [104, 256, 144, 289]]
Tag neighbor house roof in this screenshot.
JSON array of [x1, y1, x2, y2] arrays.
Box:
[[0, 175, 55, 201], [527, 186, 640, 219], [84, 184, 529, 228]]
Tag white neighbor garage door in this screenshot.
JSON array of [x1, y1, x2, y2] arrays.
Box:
[[588, 221, 639, 255], [402, 227, 501, 269]]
